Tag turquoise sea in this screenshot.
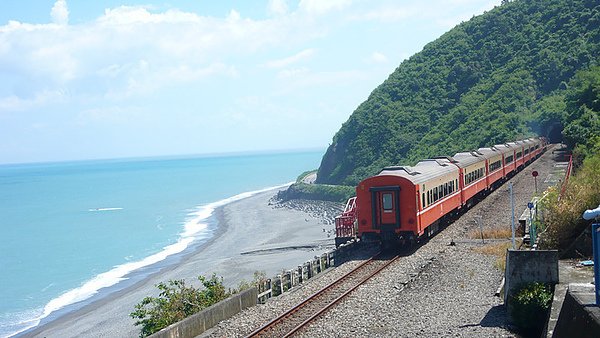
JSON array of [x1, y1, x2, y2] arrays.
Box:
[[0, 150, 323, 337]]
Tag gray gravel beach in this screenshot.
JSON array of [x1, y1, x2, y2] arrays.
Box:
[[24, 188, 341, 338]]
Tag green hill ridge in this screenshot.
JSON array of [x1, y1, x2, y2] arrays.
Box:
[[316, 0, 600, 186]]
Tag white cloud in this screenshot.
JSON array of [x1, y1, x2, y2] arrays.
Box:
[[299, 0, 352, 15], [352, 1, 499, 24], [77, 105, 142, 126], [227, 9, 241, 22], [0, 89, 68, 112], [276, 70, 368, 92], [51, 0, 69, 25], [277, 67, 309, 78], [370, 51, 388, 63], [267, 0, 289, 16], [357, 7, 414, 22], [0, 4, 317, 106], [264, 49, 315, 69]]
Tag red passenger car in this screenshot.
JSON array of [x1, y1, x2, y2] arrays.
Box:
[[355, 159, 460, 244], [477, 146, 505, 188], [507, 141, 525, 169], [452, 151, 487, 207]]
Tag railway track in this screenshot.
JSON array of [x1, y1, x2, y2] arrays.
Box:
[[246, 251, 400, 338]]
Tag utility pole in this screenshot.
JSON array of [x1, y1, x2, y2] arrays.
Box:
[[509, 182, 516, 250]]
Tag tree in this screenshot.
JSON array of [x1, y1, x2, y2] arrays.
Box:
[[130, 274, 231, 337]]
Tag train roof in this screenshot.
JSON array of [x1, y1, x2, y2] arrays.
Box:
[[476, 147, 502, 159], [506, 141, 523, 150], [378, 158, 458, 184], [521, 139, 535, 146], [451, 151, 486, 168], [492, 144, 514, 155]]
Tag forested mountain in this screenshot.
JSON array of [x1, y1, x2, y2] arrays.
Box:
[[316, 0, 600, 185]]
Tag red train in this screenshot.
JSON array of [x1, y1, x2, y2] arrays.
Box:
[[335, 137, 548, 247]]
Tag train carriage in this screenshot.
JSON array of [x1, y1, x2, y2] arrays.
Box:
[[522, 139, 535, 164], [451, 151, 487, 206], [494, 143, 516, 177], [529, 138, 542, 159], [507, 141, 525, 169], [477, 146, 504, 188], [355, 158, 460, 244]]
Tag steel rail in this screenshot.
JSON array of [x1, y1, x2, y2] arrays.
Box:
[[245, 252, 399, 338]]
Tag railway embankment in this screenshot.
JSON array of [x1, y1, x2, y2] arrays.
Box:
[[199, 145, 596, 337]]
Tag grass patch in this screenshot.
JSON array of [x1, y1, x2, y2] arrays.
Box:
[[468, 227, 513, 239]]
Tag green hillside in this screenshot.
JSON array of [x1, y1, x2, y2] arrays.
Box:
[[316, 0, 600, 185]]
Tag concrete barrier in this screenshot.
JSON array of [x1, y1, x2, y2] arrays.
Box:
[[149, 287, 257, 338], [504, 249, 559, 322], [552, 283, 600, 338]]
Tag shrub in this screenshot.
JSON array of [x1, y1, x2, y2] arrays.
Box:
[[130, 274, 231, 337], [538, 139, 600, 252], [510, 282, 553, 336], [277, 182, 355, 202]]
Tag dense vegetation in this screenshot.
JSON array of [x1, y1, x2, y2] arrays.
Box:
[[131, 275, 233, 337], [510, 282, 553, 336], [317, 0, 600, 185], [538, 65, 600, 253], [277, 170, 355, 202], [277, 181, 355, 202]]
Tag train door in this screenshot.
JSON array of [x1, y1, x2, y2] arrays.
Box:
[[370, 186, 400, 229]]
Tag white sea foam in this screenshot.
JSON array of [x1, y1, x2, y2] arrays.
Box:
[[12, 182, 292, 337], [88, 207, 124, 212], [1, 307, 45, 338]]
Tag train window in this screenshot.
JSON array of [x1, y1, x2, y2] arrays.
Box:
[[422, 193, 425, 208], [450, 181, 454, 193], [382, 193, 393, 210], [456, 179, 458, 188], [434, 187, 438, 201], [444, 183, 448, 196], [439, 185, 443, 198], [428, 190, 432, 205]]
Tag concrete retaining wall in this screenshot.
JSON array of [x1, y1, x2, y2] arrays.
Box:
[[504, 249, 559, 321], [552, 283, 600, 338], [149, 287, 257, 338]]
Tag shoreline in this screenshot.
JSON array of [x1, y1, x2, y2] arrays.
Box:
[[21, 187, 338, 337]]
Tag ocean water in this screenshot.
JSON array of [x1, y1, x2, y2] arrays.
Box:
[[0, 150, 323, 337]]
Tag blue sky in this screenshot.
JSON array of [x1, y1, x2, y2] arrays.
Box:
[[0, 0, 499, 164]]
